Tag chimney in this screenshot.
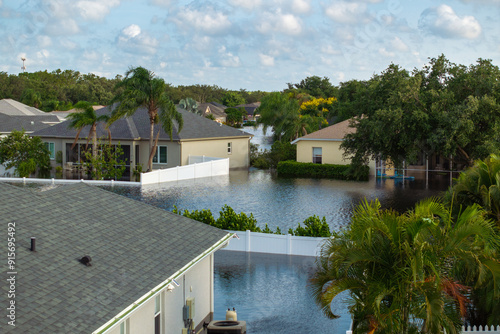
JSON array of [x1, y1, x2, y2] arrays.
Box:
[[30, 237, 36, 251]]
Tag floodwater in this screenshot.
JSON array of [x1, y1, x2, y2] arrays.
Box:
[[213, 250, 351, 334], [109, 169, 450, 232], [103, 170, 450, 334]]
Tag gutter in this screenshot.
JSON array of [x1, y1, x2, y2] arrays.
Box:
[[92, 232, 235, 334], [291, 138, 343, 144]]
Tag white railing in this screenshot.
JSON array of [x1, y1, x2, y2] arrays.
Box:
[[462, 325, 500, 333], [141, 157, 229, 185], [188, 155, 223, 164], [224, 230, 328, 257], [0, 177, 140, 187], [345, 322, 500, 333]]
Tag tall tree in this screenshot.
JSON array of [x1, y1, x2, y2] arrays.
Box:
[[0, 130, 50, 177], [110, 67, 183, 171], [310, 198, 500, 333]]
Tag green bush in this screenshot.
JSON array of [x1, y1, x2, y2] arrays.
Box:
[[288, 215, 331, 237], [173, 204, 332, 237], [277, 160, 369, 181], [215, 205, 261, 232]]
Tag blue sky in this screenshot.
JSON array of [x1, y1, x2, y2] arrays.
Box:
[[1, 0, 499, 91]]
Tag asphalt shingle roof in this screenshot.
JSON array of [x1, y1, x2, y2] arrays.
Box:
[[0, 113, 60, 134], [0, 182, 230, 333], [33, 106, 251, 141], [293, 119, 355, 142], [0, 99, 48, 116]]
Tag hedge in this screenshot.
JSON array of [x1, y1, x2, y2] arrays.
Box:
[[276, 160, 369, 181]]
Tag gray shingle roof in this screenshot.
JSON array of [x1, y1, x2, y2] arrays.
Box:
[[0, 99, 48, 116], [0, 113, 60, 134], [33, 106, 251, 141], [0, 182, 230, 333]]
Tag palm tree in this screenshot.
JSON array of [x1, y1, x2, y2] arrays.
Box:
[[179, 97, 200, 115], [310, 198, 500, 333], [445, 154, 500, 225], [67, 101, 110, 170], [110, 67, 183, 171]]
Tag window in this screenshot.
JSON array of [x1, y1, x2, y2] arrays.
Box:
[[313, 147, 322, 164], [45, 142, 55, 160], [120, 319, 129, 334], [154, 295, 161, 334], [227, 142, 232, 154], [153, 146, 167, 164]]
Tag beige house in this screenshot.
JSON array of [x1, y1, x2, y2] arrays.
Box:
[[291, 119, 376, 175], [33, 106, 253, 179]]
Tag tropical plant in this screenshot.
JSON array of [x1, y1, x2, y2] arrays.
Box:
[[310, 198, 500, 334], [0, 130, 50, 177], [67, 101, 110, 163], [81, 140, 126, 180], [110, 67, 183, 171], [445, 154, 500, 225]]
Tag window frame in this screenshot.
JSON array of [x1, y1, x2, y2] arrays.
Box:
[[152, 145, 168, 164], [312, 147, 322, 164], [45, 142, 55, 160]]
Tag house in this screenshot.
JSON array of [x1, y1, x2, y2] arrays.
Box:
[[291, 119, 377, 175], [0, 98, 60, 137], [197, 102, 227, 123], [234, 102, 261, 121], [33, 106, 253, 176], [0, 181, 233, 333]]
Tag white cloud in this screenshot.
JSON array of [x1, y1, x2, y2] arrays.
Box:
[[419, 5, 482, 39], [379, 47, 395, 57], [36, 49, 50, 59], [259, 54, 275, 66], [121, 24, 141, 39], [292, 0, 311, 14], [459, 0, 500, 4], [325, 2, 367, 24], [258, 12, 302, 36], [229, 0, 262, 10], [321, 45, 342, 55], [391, 37, 409, 52], [75, 0, 120, 21], [118, 24, 158, 54], [60, 39, 78, 50], [172, 7, 231, 35], [218, 46, 241, 67]]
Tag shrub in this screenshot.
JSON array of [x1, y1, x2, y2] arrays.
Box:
[[288, 215, 331, 237], [277, 160, 369, 181]]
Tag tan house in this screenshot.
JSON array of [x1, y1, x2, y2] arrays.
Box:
[[33, 106, 253, 178], [291, 119, 376, 175], [197, 102, 227, 123]]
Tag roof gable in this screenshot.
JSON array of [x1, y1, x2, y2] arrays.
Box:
[[292, 119, 356, 143]]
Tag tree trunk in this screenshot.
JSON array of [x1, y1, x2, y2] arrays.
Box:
[[92, 123, 97, 178], [148, 111, 156, 172]]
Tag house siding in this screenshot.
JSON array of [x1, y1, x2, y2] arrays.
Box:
[[180, 137, 250, 169], [296, 140, 376, 175], [102, 255, 214, 334]]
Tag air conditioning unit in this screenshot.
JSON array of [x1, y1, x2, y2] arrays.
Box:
[[206, 320, 247, 334]]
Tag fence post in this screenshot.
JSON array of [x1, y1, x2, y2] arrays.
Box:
[[245, 230, 251, 252], [286, 234, 292, 255]]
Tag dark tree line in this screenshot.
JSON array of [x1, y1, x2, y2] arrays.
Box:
[[0, 69, 268, 112]]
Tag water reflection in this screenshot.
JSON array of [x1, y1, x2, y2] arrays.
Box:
[[214, 250, 351, 334], [113, 169, 449, 231]]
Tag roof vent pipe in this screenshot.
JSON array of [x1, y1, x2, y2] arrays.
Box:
[[30, 237, 36, 251]]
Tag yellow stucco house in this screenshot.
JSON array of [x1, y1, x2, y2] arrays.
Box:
[[291, 119, 376, 175]]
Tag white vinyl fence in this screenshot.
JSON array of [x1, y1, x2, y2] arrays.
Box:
[[0, 177, 140, 187], [346, 321, 500, 333], [224, 230, 328, 257], [141, 156, 229, 185]]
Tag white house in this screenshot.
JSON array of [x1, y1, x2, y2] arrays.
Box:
[[0, 182, 234, 334]]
